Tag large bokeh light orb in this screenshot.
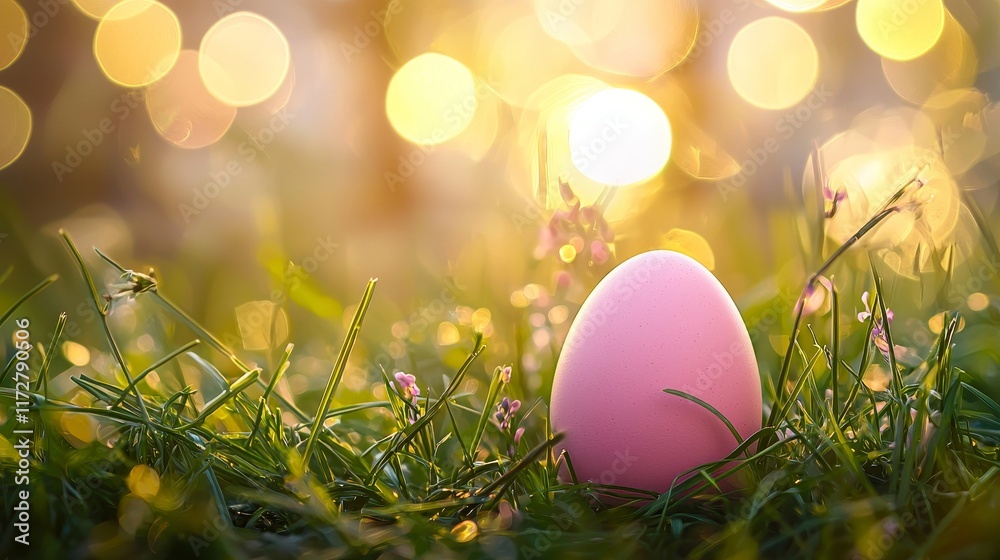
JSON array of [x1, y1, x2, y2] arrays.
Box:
[[567, 88, 671, 186], [856, 0, 945, 61], [94, 0, 181, 87], [0, 0, 28, 71], [0, 86, 31, 171], [199, 12, 291, 107], [146, 50, 237, 149], [727, 17, 818, 110], [386, 53, 478, 145]]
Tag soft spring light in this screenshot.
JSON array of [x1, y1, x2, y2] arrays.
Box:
[[0, 86, 31, 171], [567, 88, 671, 186], [856, 0, 945, 61], [94, 0, 181, 87], [199, 12, 291, 107], [386, 53, 478, 145], [727, 17, 819, 110]]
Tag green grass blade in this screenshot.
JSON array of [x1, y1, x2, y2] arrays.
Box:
[[183, 369, 260, 428], [112, 339, 200, 408], [367, 342, 484, 484], [663, 389, 745, 449], [0, 274, 58, 329], [302, 279, 377, 469]]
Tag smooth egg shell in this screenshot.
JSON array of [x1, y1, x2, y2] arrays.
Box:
[[550, 250, 761, 494]]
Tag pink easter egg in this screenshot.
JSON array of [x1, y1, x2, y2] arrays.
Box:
[[550, 250, 762, 495]]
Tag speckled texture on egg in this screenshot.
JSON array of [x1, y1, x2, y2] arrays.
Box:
[[550, 250, 762, 494]]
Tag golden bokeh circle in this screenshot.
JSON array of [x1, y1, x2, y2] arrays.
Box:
[[727, 17, 819, 110], [856, 0, 945, 61], [0, 0, 29, 71], [94, 0, 181, 87], [145, 50, 237, 149], [199, 12, 291, 107], [881, 13, 977, 105], [72, 0, 129, 20], [567, 87, 672, 186], [0, 86, 32, 171], [386, 53, 478, 145]]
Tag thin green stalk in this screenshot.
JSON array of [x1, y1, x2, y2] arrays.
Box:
[[367, 342, 484, 485], [263, 343, 293, 404], [94, 246, 309, 422], [768, 204, 904, 443], [302, 279, 377, 469], [37, 312, 68, 398], [0, 274, 58, 329], [182, 369, 260, 428], [61, 230, 151, 423], [830, 277, 840, 420], [469, 367, 504, 457], [112, 339, 200, 408]]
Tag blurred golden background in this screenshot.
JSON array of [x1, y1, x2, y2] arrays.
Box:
[[1, 0, 999, 412]]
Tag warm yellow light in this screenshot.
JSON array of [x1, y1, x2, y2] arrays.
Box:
[[765, 0, 827, 12], [0, 86, 31, 172], [62, 341, 91, 367], [0, 0, 28, 71], [471, 308, 492, 330], [452, 520, 479, 543], [672, 117, 741, 181], [94, 0, 181, 87], [146, 50, 237, 149], [558, 244, 577, 263], [824, 147, 960, 272], [661, 229, 716, 270], [487, 16, 577, 107], [510, 291, 530, 308], [126, 465, 161, 501], [727, 17, 818, 110], [386, 53, 478, 145], [235, 301, 289, 351], [568, 0, 699, 77], [881, 13, 977, 105], [968, 293, 990, 311], [534, 0, 622, 46], [437, 322, 460, 345], [199, 12, 291, 107], [72, 0, 126, 19], [856, 0, 945, 61], [568, 88, 671, 186], [59, 412, 96, 447]]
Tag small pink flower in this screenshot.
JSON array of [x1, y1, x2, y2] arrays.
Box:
[[823, 183, 847, 218], [500, 366, 512, 384], [513, 427, 525, 445], [394, 371, 420, 400], [858, 292, 895, 359], [509, 426, 527, 456], [495, 397, 521, 430]]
